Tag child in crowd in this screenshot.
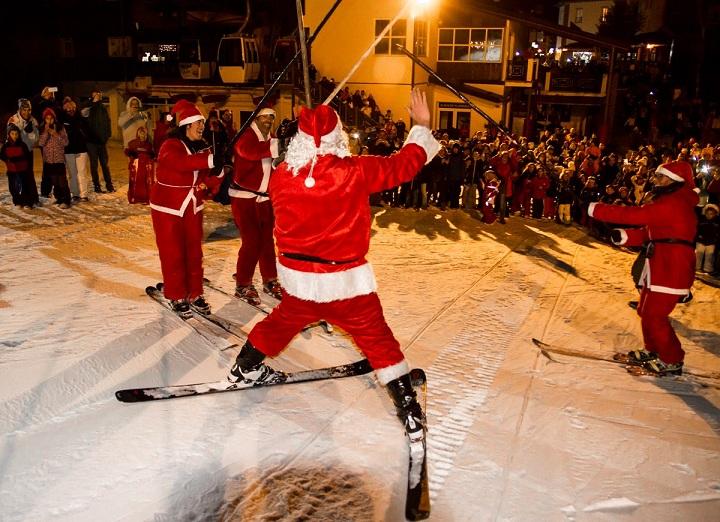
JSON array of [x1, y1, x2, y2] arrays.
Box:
[[0, 124, 35, 208], [125, 126, 155, 204], [695, 203, 719, 274], [38, 108, 71, 208], [480, 169, 500, 224]]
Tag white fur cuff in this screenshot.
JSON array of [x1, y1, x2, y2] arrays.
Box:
[[612, 228, 628, 245], [587, 202, 597, 218], [270, 138, 279, 159], [376, 360, 410, 385], [405, 126, 442, 164], [277, 262, 377, 302]]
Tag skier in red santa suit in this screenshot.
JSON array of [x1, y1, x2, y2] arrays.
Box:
[[150, 100, 221, 318], [228, 89, 440, 441], [588, 160, 698, 376], [229, 107, 282, 305]]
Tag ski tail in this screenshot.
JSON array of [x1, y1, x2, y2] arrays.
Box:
[[406, 368, 430, 521]]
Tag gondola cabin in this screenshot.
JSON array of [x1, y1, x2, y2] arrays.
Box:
[[178, 38, 216, 81], [217, 35, 260, 83]]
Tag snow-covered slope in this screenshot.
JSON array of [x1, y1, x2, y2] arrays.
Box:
[[0, 145, 718, 521]]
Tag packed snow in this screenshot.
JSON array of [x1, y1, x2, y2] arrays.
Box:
[[1, 144, 719, 521]]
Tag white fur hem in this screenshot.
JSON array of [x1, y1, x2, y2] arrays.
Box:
[[276, 262, 377, 302], [648, 284, 691, 295], [655, 165, 684, 182], [207, 153, 214, 169], [611, 228, 628, 245], [587, 202, 598, 218], [270, 138, 279, 159], [405, 126, 441, 164], [376, 360, 410, 385]]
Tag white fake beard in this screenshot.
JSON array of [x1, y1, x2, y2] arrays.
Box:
[[285, 122, 352, 175]]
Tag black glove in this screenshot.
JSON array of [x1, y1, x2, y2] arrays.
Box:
[[25, 121, 34, 133], [610, 229, 623, 244]]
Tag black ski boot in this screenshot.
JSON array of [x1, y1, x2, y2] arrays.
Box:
[[189, 295, 211, 315], [262, 279, 283, 300], [625, 349, 658, 366], [387, 374, 426, 443], [228, 341, 286, 385], [170, 299, 192, 319]]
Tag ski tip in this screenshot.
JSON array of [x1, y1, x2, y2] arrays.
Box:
[[145, 285, 157, 295], [531, 338, 545, 347], [116, 389, 148, 403], [409, 368, 427, 386], [406, 507, 431, 521]]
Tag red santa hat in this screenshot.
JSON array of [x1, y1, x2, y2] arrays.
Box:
[[285, 104, 349, 188], [655, 160, 697, 191], [171, 99, 205, 127]]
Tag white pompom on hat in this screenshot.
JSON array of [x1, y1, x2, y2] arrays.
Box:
[[171, 99, 205, 126]]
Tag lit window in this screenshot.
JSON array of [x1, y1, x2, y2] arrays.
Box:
[[437, 27, 504, 63], [601, 7, 609, 22], [375, 19, 407, 55], [413, 19, 428, 57], [575, 8, 584, 24]]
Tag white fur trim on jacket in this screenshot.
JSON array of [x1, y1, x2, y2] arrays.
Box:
[[276, 262, 377, 302], [587, 202, 598, 218], [655, 164, 684, 182], [404, 126, 441, 164], [376, 360, 410, 385], [611, 228, 628, 245]]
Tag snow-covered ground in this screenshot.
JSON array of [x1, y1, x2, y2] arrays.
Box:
[[1, 144, 719, 521]]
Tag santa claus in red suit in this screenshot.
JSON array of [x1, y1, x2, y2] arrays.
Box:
[[150, 100, 221, 318], [228, 89, 441, 442], [588, 160, 698, 376], [229, 107, 282, 304]]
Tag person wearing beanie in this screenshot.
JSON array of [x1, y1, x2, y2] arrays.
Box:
[[7, 98, 40, 206], [125, 126, 155, 204], [227, 88, 441, 444], [38, 108, 71, 208], [228, 106, 283, 304], [1, 123, 34, 207], [588, 160, 699, 376], [149, 99, 221, 318]]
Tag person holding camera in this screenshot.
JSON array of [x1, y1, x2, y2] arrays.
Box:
[[7, 98, 40, 207], [38, 108, 71, 208]]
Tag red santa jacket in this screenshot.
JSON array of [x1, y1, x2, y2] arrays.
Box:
[[529, 175, 550, 199], [271, 126, 440, 302], [229, 122, 278, 202], [490, 151, 519, 196], [149, 137, 216, 217], [588, 186, 698, 295]]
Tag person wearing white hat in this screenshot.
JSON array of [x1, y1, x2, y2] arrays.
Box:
[[228, 106, 282, 305], [588, 160, 699, 376], [149, 100, 221, 318], [228, 88, 441, 443]]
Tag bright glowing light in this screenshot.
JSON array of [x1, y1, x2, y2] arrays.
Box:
[[412, 0, 433, 17]]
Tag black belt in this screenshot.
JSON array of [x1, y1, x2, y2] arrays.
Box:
[[643, 238, 695, 258], [230, 182, 269, 198], [280, 252, 362, 265]]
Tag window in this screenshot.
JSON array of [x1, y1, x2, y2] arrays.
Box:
[[575, 8, 584, 24], [601, 7, 609, 22], [437, 27, 504, 63], [375, 19, 407, 55], [413, 19, 428, 57]]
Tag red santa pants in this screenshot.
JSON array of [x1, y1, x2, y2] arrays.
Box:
[[248, 292, 405, 371], [151, 208, 204, 301], [637, 288, 685, 364], [231, 197, 277, 286]]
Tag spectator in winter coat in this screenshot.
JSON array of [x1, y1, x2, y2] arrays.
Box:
[[61, 97, 91, 202], [706, 168, 720, 205], [695, 203, 719, 274], [6, 99, 39, 206], [462, 149, 483, 209], [125, 126, 155, 204], [445, 143, 466, 209], [118, 96, 150, 148], [153, 112, 172, 153], [588, 161, 698, 376], [1, 124, 35, 208], [555, 170, 575, 225], [529, 166, 550, 218], [202, 110, 231, 205], [480, 169, 500, 224], [38, 108, 71, 208], [84, 90, 115, 193]]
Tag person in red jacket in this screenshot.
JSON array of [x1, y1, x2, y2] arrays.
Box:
[[588, 160, 698, 376], [227, 89, 440, 443], [125, 126, 155, 204], [489, 146, 519, 223], [229, 107, 282, 305], [149, 100, 221, 318], [529, 166, 550, 218]]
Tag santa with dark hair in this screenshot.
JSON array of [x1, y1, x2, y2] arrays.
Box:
[[588, 160, 698, 376], [228, 88, 440, 442], [150, 99, 221, 318]]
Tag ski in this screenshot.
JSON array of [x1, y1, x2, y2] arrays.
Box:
[[406, 368, 430, 521], [149, 284, 249, 344], [115, 358, 373, 402], [146, 285, 242, 350], [203, 277, 334, 335], [532, 338, 720, 381]]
